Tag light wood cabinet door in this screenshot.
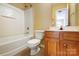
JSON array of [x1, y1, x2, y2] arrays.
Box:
[[61, 32, 79, 56], [47, 38, 59, 56], [44, 31, 60, 56], [48, 38, 57, 56], [63, 40, 79, 56]]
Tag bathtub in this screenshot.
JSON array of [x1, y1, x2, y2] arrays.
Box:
[[0, 34, 33, 56]]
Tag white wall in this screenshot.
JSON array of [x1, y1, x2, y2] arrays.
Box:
[[0, 4, 25, 37], [24, 8, 34, 35]]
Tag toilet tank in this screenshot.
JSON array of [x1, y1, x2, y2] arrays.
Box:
[[35, 30, 44, 39]]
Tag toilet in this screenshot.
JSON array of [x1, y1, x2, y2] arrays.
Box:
[[27, 30, 44, 55]]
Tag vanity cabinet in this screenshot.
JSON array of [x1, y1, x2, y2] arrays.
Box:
[[44, 31, 79, 56]]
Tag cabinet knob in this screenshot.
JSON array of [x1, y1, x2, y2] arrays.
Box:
[[64, 43, 67, 47]]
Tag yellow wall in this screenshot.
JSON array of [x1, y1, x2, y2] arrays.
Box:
[[69, 3, 79, 26], [33, 3, 52, 30], [52, 3, 67, 25], [76, 4, 79, 25], [69, 4, 77, 26]]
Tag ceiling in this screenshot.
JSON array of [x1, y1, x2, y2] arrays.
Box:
[[9, 3, 32, 10]]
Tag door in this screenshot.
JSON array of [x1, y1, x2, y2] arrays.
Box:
[[44, 31, 60, 56], [63, 40, 79, 56], [47, 38, 59, 56]]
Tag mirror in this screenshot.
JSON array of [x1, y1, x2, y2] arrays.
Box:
[[52, 3, 78, 26], [56, 8, 68, 27]]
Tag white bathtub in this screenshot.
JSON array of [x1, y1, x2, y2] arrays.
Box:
[[0, 34, 33, 56]]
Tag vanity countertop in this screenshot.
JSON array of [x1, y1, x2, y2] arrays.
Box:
[[46, 26, 79, 32]]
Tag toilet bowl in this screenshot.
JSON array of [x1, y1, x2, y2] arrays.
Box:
[[27, 39, 41, 55], [27, 39, 40, 48], [27, 30, 44, 55]]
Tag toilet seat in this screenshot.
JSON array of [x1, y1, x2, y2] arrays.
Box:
[[27, 39, 40, 44]]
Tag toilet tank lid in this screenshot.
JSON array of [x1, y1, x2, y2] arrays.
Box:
[[35, 30, 45, 32]]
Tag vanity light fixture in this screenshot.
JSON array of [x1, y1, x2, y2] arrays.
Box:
[[24, 3, 32, 9]]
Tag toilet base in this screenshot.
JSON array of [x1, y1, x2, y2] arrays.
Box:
[[31, 47, 40, 55]]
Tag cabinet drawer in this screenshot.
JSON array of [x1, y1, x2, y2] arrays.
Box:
[[45, 31, 59, 39], [63, 32, 79, 41]]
